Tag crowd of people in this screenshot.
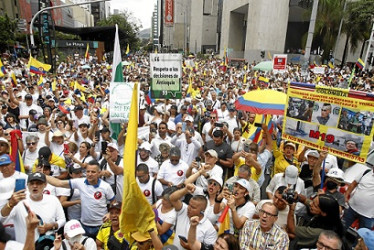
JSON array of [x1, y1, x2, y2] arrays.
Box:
[[0, 52, 373, 250]]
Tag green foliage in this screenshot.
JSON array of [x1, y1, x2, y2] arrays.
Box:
[[97, 13, 141, 52], [0, 15, 17, 52], [55, 31, 79, 40]]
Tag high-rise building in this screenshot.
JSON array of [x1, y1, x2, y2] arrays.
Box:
[[151, 4, 159, 49]]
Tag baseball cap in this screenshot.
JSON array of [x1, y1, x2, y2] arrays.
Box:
[[64, 220, 85, 238], [101, 127, 110, 133], [107, 143, 119, 152], [38, 146, 52, 160], [243, 139, 253, 153], [0, 154, 12, 166], [108, 201, 122, 211], [37, 118, 48, 126], [0, 137, 10, 146], [139, 142, 151, 152], [206, 99, 213, 106], [185, 116, 194, 122], [235, 179, 252, 193], [69, 164, 83, 174], [78, 120, 89, 127], [326, 168, 345, 182], [307, 150, 320, 159], [162, 245, 178, 250], [284, 141, 296, 150], [25, 94, 33, 99], [155, 105, 164, 114], [208, 175, 223, 187], [132, 231, 151, 242], [74, 105, 84, 111], [27, 172, 46, 183], [357, 228, 374, 249], [29, 109, 37, 116], [285, 165, 298, 185], [204, 149, 218, 159]]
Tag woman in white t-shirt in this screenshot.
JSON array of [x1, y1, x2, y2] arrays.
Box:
[[153, 187, 177, 245], [69, 142, 94, 173]]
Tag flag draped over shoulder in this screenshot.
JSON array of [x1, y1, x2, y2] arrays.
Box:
[[110, 24, 124, 140], [28, 56, 51, 75], [10, 130, 25, 173], [120, 81, 156, 234]]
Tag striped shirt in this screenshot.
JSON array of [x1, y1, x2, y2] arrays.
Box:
[[239, 220, 289, 250]]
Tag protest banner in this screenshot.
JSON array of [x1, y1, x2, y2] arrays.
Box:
[[283, 82, 374, 163], [273, 54, 287, 73], [313, 66, 325, 74], [109, 82, 136, 122], [150, 53, 182, 99]]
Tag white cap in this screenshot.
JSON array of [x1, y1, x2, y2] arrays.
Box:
[[307, 150, 320, 159], [284, 142, 296, 150], [204, 149, 218, 159], [326, 168, 345, 182], [285, 165, 298, 185], [235, 178, 252, 193], [185, 116, 194, 122], [208, 175, 223, 187], [107, 143, 119, 152], [155, 105, 164, 114], [64, 220, 85, 238], [139, 142, 151, 152]]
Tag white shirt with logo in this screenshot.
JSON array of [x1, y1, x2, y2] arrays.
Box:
[[157, 159, 189, 187], [136, 176, 163, 204]]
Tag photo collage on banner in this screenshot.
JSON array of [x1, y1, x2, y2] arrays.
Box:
[[283, 82, 374, 163]]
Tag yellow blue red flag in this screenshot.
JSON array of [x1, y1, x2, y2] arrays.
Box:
[[28, 56, 51, 75]]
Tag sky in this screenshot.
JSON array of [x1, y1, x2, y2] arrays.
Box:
[[109, 0, 157, 30]]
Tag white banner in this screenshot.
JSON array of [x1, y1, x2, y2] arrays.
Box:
[[109, 82, 135, 123]]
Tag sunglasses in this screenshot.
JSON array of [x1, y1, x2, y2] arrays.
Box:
[[4, 133, 9, 136], [27, 142, 36, 146], [208, 180, 219, 187], [210, 117, 216, 119]]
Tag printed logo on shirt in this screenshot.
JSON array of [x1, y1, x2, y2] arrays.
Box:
[[143, 189, 151, 197], [94, 191, 102, 200], [177, 170, 184, 176], [43, 190, 50, 195]]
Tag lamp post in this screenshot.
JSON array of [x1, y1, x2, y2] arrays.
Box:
[[30, 0, 109, 46], [363, 21, 374, 71]]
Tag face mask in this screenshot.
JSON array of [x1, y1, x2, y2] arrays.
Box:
[[326, 181, 338, 190], [68, 234, 82, 245]]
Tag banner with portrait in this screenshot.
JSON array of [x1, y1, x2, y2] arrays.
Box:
[[283, 82, 374, 164]]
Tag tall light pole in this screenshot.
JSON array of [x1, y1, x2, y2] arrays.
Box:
[[30, 0, 109, 46], [363, 21, 374, 71]]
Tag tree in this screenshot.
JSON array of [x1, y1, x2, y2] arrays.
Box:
[[97, 13, 141, 54], [0, 15, 17, 52]]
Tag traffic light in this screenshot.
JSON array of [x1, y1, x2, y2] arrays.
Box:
[[31, 46, 38, 57], [260, 50, 265, 58]]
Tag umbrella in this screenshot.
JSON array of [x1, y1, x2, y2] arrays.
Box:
[[81, 65, 90, 69], [235, 89, 287, 115], [253, 61, 273, 71]]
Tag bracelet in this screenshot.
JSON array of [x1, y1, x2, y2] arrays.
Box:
[[215, 196, 223, 203], [6, 202, 13, 209]]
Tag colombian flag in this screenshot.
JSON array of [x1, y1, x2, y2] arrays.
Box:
[[258, 76, 269, 86], [356, 58, 365, 70], [0, 59, 7, 75], [218, 206, 230, 234], [85, 43, 90, 61], [10, 72, 17, 87], [28, 56, 51, 75], [58, 102, 70, 114]]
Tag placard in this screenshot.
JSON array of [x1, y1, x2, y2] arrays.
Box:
[[109, 82, 135, 122], [283, 82, 374, 163], [273, 54, 287, 73]]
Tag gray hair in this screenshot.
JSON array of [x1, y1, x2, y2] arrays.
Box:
[[319, 230, 343, 250], [26, 135, 39, 143], [169, 147, 181, 157]]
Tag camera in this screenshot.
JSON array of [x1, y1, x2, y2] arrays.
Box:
[[282, 189, 296, 204], [215, 122, 224, 128]]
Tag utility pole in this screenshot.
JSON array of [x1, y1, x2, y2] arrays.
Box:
[[304, 0, 319, 63], [364, 21, 374, 71]]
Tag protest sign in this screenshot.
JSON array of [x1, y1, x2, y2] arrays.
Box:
[[109, 82, 135, 122], [150, 53, 182, 99], [283, 82, 374, 163], [313, 67, 325, 74], [273, 54, 287, 73]]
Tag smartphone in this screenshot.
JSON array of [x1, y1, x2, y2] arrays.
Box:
[[63, 144, 70, 154], [15, 179, 26, 192], [215, 122, 224, 128], [225, 183, 234, 193], [101, 141, 108, 154], [195, 157, 201, 168], [178, 235, 188, 243], [23, 202, 30, 213], [254, 123, 262, 127], [95, 130, 101, 140]]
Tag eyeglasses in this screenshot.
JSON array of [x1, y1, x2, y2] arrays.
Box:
[[27, 142, 36, 146], [208, 180, 219, 187], [210, 117, 216, 120], [4, 133, 9, 136], [259, 209, 277, 217], [316, 240, 340, 250]]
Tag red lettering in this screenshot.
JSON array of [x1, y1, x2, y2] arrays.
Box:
[[309, 130, 320, 139], [326, 134, 335, 143]]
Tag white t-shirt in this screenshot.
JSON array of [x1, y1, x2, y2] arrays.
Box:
[[50, 142, 65, 158], [155, 199, 177, 230], [173, 203, 217, 249], [344, 163, 370, 184], [192, 165, 223, 190], [1, 194, 66, 243], [136, 176, 163, 205], [43, 183, 57, 196], [137, 156, 159, 176], [150, 135, 172, 158], [5, 240, 24, 249], [158, 159, 189, 186], [202, 122, 213, 142], [69, 178, 115, 226], [56, 186, 81, 220], [221, 199, 255, 234], [349, 169, 374, 218], [22, 149, 39, 174], [171, 136, 201, 166]]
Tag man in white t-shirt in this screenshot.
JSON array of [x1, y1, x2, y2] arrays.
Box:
[[136, 164, 163, 205], [0, 172, 66, 244], [44, 160, 115, 239], [169, 184, 217, 249], [158, 147, 189, 189], [137, 142, 159, 177]]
